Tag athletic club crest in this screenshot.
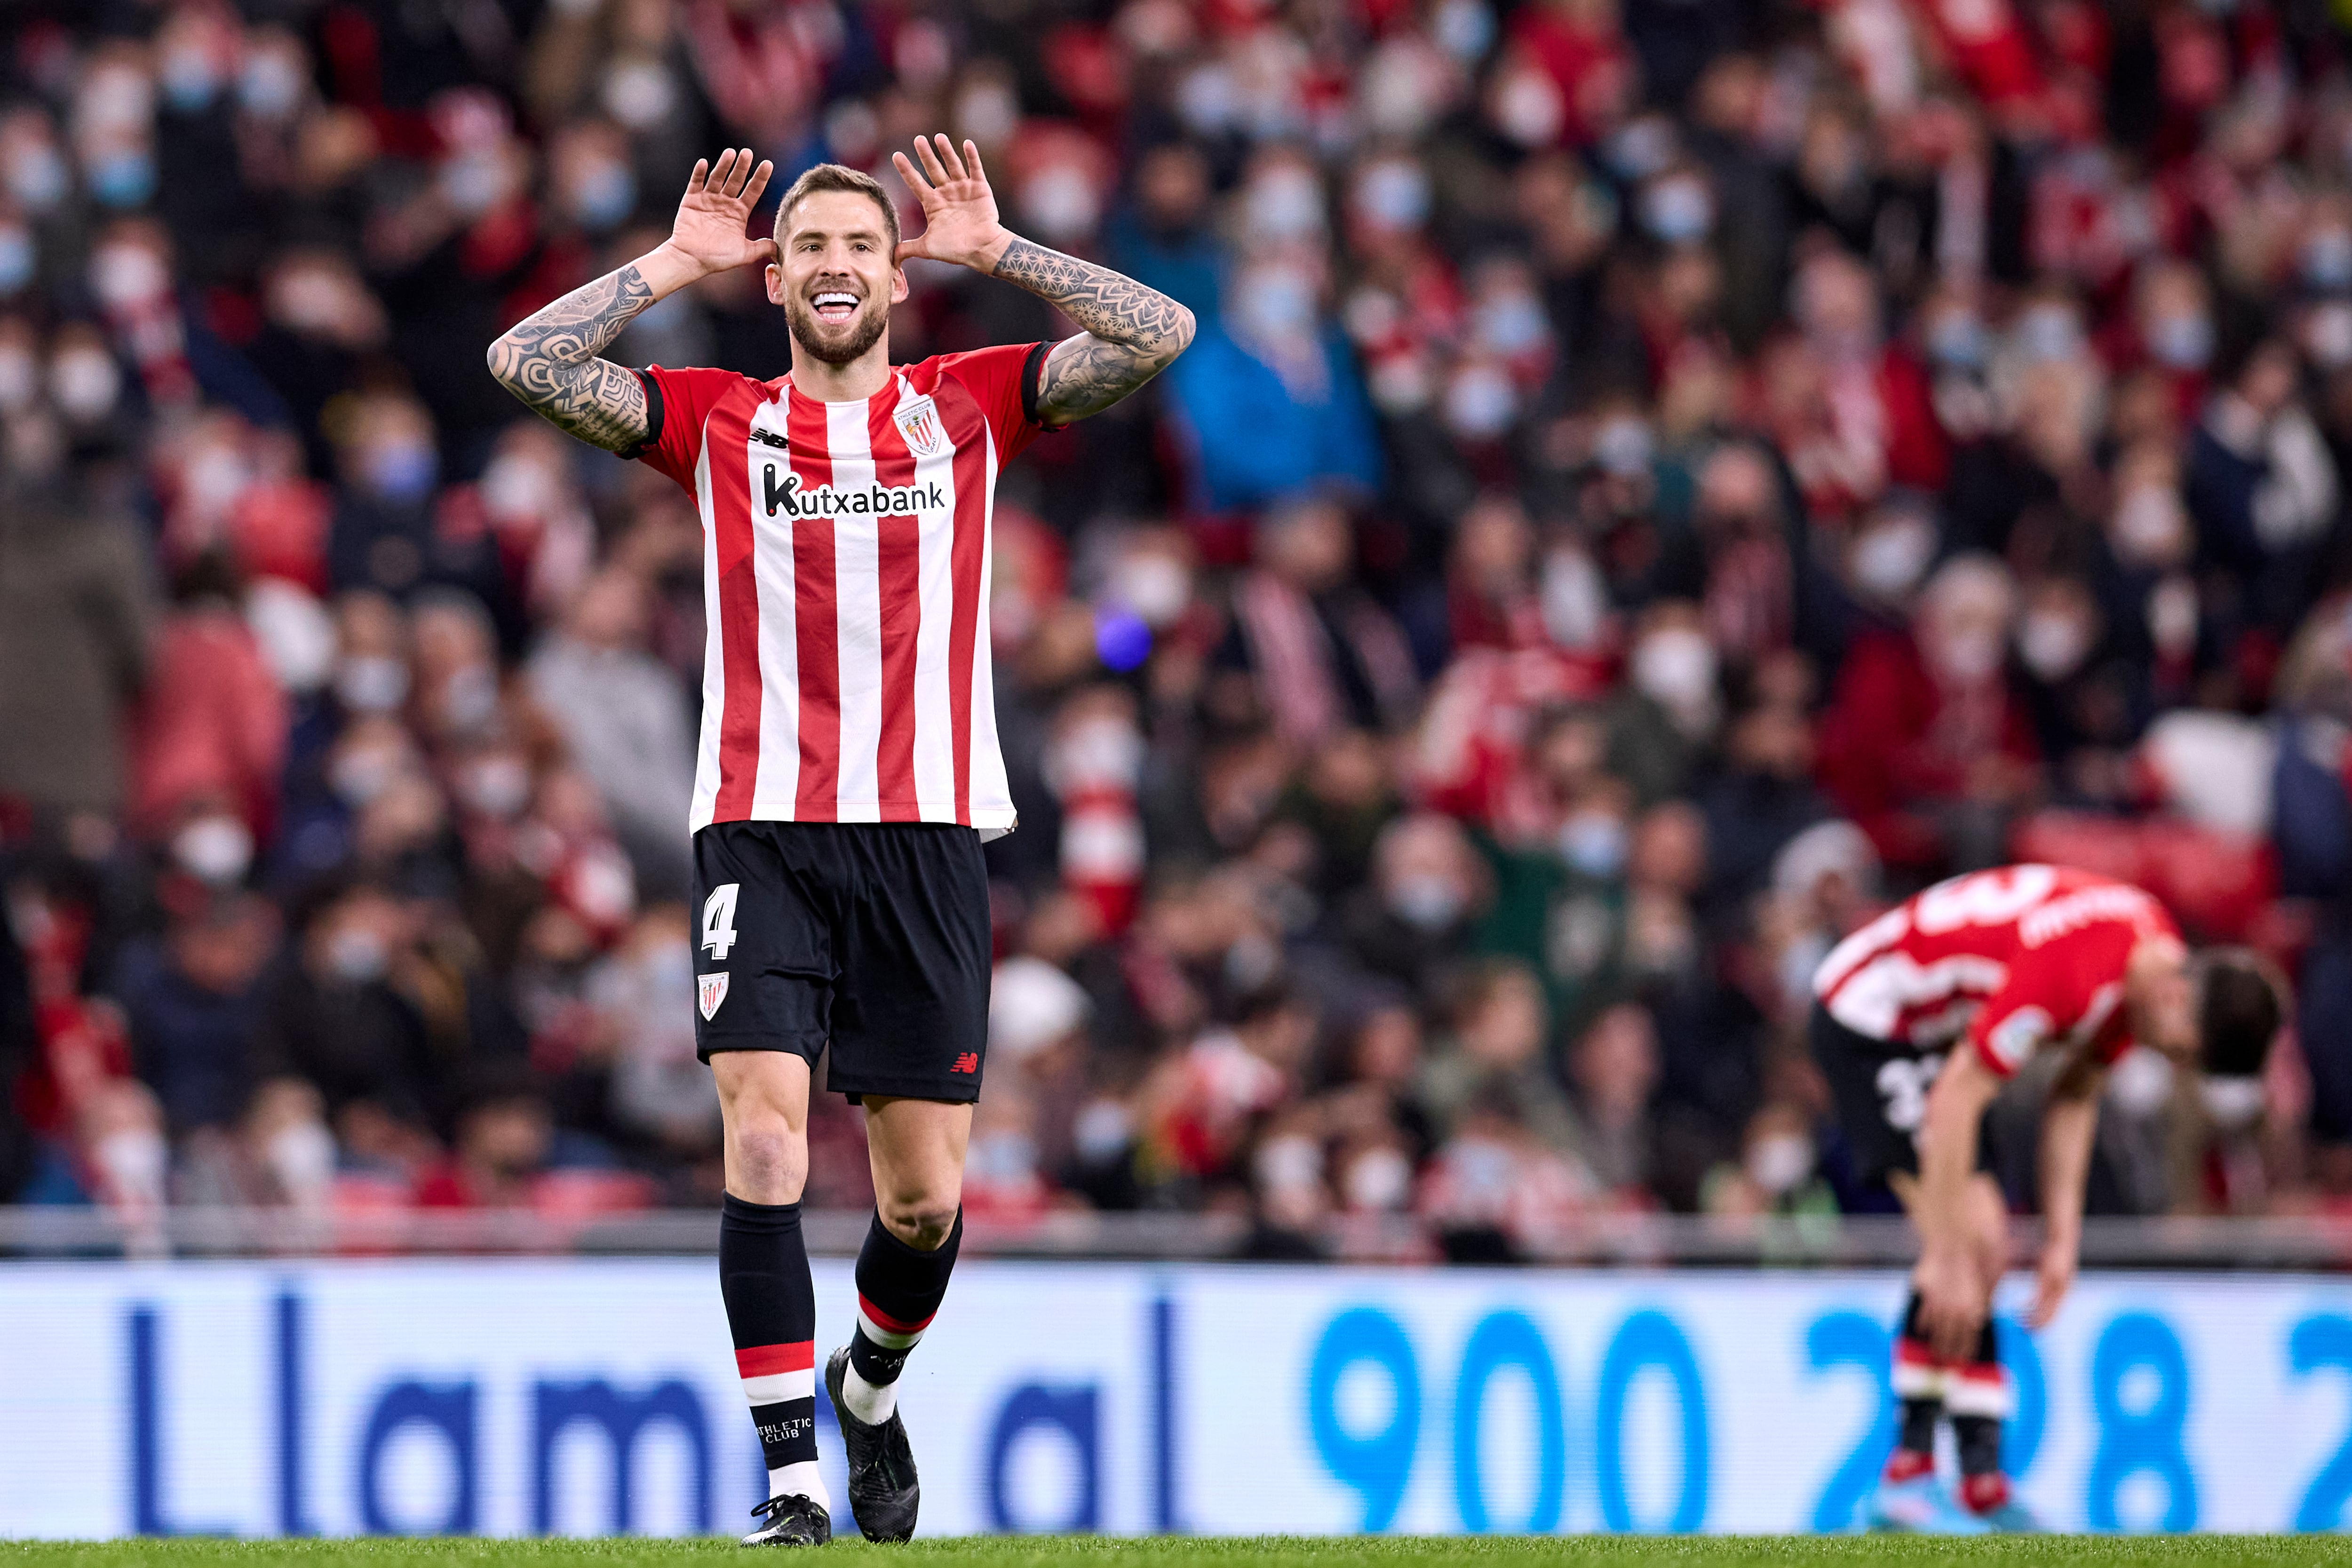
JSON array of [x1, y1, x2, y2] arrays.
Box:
[[698, 972, 730, 1020], [894, 397, 945, 458]]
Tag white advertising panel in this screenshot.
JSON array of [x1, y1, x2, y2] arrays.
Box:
[[2, 1259, 2349, 1536]]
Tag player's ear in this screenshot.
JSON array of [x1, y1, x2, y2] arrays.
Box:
[[765, 262, 785, 307], [890, 263, 910, 305]]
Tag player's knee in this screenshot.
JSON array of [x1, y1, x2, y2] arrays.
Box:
[[879, 1194, 959, 1250], [728, 1122, 808, 1203]]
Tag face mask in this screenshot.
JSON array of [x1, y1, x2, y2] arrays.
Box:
[[1632, 628, 1717, 713], [0, 225, 30, 295], [1928, 311, 1986, 368], [87, 149, 157, 208], [1607, 119, 1677, 182], [1443, 363, 1517, 439], [480, 454, 556, 519], [1559, 812, 1628, 879], [1245, 167, 1325, 239], [1176, 64, 1239, 135], [1019, 166, 1101, 245], [91, 243, 168, 308], [2148, 574, 2199, 656], [1851, 518, 1935, 602], [0, 342, 34, 409], [567, 159, 636, 232], [1254, 1134, 1323, 1193], [1111, 554, 1192, 628], [1933, 627, 2002, 683], [2112, 486, 2187, 567], [2107, 1045, 2175, 1115], [2013, 304, 2081, 364], [6, 143, 68, 213], [1474, 292, 1549, 357], [2199, 1074, 2265, 1131], [437, 663, 501, 733], [602, 59, 677, 129], [2306, 301, 2352, 370], [326, 926, 389, 984], [969, 1129, 1040, 1183], [245, 579, 338, 693], [1387, 872, 1465, 932], [1344, 1145, 1414, 1210], [2306, 230, 2352, 292], [2018, 610, 2092, 681], [2147, 312, 2213, 370], [94, 1124, 168, 1204], [182, 443, 251, 516], [1073, 1098, 1133, 1162], [956, 80, 1021, 146], [1594, 416, 1651, 477], [172, 815, 254, 885], [1491, 67, 1563, 148], [330, 746, 404, 806], [1542, 547, 1608, 650], [240, 55, 305, 120], [336, 655, 410, 713], [1746, 1132, 1814, 1195], [160, 50, 221, 112], [265, 1118, 337, 1203], [460, 755, 532, 818], [1641, 177, 1713, 244], [1432, 0, 1496, 61], [49, 350, 120, 421], [1352, 161, 1430, 230], [1234, 270, 1318, 340], [365, 439, 438, 502], [438, 150, 510, 216]]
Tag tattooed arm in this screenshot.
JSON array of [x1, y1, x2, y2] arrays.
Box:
[[486, 148, 777, 451], [892, 135, 1194, 425]]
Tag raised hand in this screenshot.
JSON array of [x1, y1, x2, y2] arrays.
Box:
[[891, 135, 1009, 271], [666, 148, 779, 278]]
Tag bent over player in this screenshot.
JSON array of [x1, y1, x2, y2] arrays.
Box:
[[1810, 863, 2280, 1533], [488, 141, 1192, 1544]]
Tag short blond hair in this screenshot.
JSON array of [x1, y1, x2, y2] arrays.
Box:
[[772, 163, 899, 252]]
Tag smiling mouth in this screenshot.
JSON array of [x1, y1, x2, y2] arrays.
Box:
[[810, 291, 860, 325]]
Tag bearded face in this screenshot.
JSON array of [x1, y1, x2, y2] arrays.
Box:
[[769, 188, 904, 369]]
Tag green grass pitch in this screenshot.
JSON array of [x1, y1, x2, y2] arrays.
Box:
[[1, 1540, 2343, 1568]]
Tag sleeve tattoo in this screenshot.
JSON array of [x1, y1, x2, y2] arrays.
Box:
[[990, 238, 1196, 424], [485, 264, 658, 452]]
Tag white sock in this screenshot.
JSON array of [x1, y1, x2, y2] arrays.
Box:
[[769, 1458, 831, 1511], [841, 1359, 899, 1425]]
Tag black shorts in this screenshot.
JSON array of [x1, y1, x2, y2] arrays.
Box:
[[691, 820, 991, 1103], [1809, 1003, 1993, 1190]]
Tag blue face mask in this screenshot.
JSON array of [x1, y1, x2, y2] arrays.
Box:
[[366, 441, 438, 503], [2306, 231, 2352, 292], [88, 150, 156, 208], [1641, 178, 1712, 244], [2147, 312, 2213, 370], [1928, 312, 1987, 368], [0, 227, 33, 295], [1559, 814, 1628, 879], [569, 162, 636, 232], [160, 52, 221, 113]]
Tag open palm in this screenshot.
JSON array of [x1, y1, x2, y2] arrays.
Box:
[[669, 148, 778, 276], [892, 135, 1007, 270]]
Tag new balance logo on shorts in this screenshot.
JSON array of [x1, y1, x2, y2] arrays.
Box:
[[950, 1052, 978, 1074]]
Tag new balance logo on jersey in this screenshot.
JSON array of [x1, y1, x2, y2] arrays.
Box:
[[950, 1052, 978, 1074], [761, 465, 945, 520]]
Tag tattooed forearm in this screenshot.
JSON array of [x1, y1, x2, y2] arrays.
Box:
[[989, 237, 1196, 423], [485, 264, 658, 451]]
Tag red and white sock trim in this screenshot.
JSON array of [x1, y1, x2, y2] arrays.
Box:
[[1891, 1337, 1947, 1401], [736, 1340, 815, 1406], [1945, 1360, 2013, 1419], [855, 1292, 935, 1352]]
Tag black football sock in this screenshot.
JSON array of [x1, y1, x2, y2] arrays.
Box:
[[1950, 1317, 2010, 1511], [721, 1194, 828, 1507], [1886, 1291, 1942, 1481], [841, 1208, 963, 1424]]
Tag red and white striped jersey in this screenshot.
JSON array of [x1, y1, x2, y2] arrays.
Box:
[[628, 344, 1052, 838], [1812, 864, 2180, 1076]]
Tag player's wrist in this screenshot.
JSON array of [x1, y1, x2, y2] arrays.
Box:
[[644, 239, 718, 292], [970, 227, 1018, 274]]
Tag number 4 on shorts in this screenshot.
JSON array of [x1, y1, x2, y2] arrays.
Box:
[[701, 883, 741, 960]]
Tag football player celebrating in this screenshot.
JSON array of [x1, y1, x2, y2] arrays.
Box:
[[488, 141, 1192, 1545], [1810, 864, 2281, 1532]]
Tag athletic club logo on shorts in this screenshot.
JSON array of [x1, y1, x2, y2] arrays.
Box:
[[894, 396, 945, 458], [698, 972, 730, 1020]]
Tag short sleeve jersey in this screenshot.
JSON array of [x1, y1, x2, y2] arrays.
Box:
[[624, 342, 1052, 838], [1811, 864, 2180, 1075]]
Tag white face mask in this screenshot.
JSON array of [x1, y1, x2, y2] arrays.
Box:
[[1632, 629, 1717, 715], [265, 1118, 338, 1205], [2199, 1074, 2265, 1130], [1020, 166, 1101, 245], [1442, 363, 1518, 439], [1111, 553, 1192, 628], [49, 349, 121, 421], [172, 815, 254, 885], [326, 926, 389, 984], [1746, 1132, 1814, 1194], [1244, 167, 1326, 239], [1254, 1134, 1324, 1194], [2018, 610, 2093, 682], [1541, 547, 1608, 651], [2112, 486, 2188, 568], [1931, 627, 2003, 684], [1851, 518, 1936, 603], [1344, 1145, 1414, 1211], [335, 655, 410, 713], [1387, 872, 1465, 931]]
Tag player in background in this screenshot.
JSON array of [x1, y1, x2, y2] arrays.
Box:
[[1809, 864, 2281, 1533], [487, 140, 1192, 1545]]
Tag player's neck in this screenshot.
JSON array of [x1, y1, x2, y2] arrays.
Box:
[[788, 337, 894, 403]]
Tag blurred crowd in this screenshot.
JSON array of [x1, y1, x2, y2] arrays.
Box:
[[5, 0, 2352, 1257]]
